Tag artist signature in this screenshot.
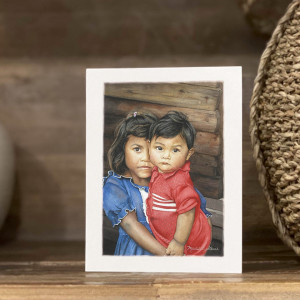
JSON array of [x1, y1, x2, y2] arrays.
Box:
[[187, 246, 219, 251]]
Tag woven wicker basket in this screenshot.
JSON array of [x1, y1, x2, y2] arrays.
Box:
[[250, 0, 300, 255]]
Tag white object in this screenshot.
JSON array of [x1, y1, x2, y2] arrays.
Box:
[[86, 67, 242, 273]]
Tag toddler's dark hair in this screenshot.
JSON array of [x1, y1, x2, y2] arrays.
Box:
[[108, 112, 157, 175], [148, 111, 196, 149]]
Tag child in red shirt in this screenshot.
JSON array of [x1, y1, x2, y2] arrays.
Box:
[[146, 111, 212, 255]]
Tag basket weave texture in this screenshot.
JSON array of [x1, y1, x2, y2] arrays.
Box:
[[250, 0, 300, 255]]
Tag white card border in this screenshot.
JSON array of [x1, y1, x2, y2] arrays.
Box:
[[86, 67, 242, 273]]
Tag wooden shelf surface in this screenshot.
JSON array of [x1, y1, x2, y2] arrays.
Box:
[[0, 240, 300, 299]]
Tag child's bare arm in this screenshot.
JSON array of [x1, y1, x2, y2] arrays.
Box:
[[120, 211, 166, 255], [166, 208, 195, 255]]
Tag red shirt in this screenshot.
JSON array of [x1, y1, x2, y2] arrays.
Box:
[[146, 161, 211, 255]]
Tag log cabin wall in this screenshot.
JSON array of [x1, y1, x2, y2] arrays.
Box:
[[103, 82, 223, 251]]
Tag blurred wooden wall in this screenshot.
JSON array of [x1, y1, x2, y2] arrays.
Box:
[[103, 82, 223, 242], [0, 0, 264, 57], [0, 0, 278, 246]]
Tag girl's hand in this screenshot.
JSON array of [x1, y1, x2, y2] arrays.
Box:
[[121, 211, 167, 256], [165, 239, 185, 256]]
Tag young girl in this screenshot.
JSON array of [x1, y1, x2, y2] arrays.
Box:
[[147, 111, 212, 256], [103, 112, 166, 255]]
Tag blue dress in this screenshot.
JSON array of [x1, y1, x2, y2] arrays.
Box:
[[197, 190, 212, 218], [103, 171, 154, 255], [103, 171, 212, 256]]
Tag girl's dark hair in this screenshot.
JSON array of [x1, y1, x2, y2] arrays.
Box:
[[148, 111, 196, 149], [108, 112, 157, 175]]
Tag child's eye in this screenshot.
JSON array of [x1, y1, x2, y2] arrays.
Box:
[[173, 148, 180, 153], [133, 147, 141, 152], [155, 146, 163, 151]]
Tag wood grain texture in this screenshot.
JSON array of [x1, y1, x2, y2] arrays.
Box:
[[0, 240, 299, 299], [194, 131, 221, 156], [208, 209, 223, 228], [189, 152, 218, 168], [191, 173, 223, 199], [0, 60, 86, 241], [105, 83, 221, 111], [206, 198, 223, 212], [1, 283, 300, 300], [104, 96, 220, 133], [0, 0, 266, 57], [212, 225, 223, 241]]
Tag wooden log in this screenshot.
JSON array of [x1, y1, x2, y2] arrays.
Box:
[[212, 225, 223, 241], [103, 215, 118, 242], [208, 208, 223, 228], [191, 173, 223, 199], [190, 153, 220, 177], [103, 161, 110, 174], [192, 165, 217, 177], [194, 132, 221, 156], [190, 152, 218, 168], [183, 82, 222, 88], [206, 198, 223, 212], [217, 90, 224, 178], [104, 96, 220, 133], [105, 83, 221, 111]]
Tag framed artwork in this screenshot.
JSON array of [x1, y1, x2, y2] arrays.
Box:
[[86, 67, 242, 273]]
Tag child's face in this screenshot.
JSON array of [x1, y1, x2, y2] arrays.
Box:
[[149, 134, 194, 173], [125, 135, 154, 185]]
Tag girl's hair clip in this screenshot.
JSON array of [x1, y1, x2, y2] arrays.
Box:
[[133, 112, 137, 117]]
